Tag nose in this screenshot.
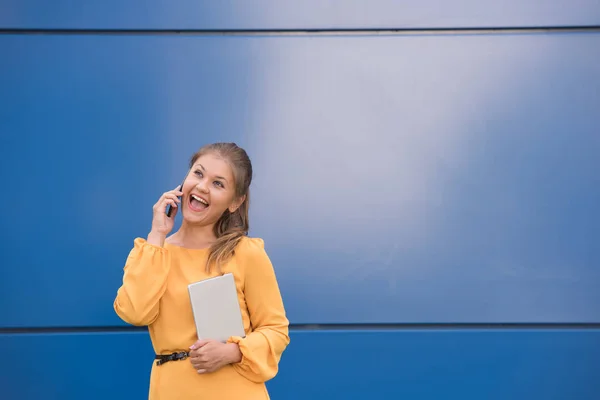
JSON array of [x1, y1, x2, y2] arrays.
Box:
[[196, 179, 209, 193]]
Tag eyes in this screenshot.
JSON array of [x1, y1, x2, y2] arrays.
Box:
[[194, 170, 225, 188]]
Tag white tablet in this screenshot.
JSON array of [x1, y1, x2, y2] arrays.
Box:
[[187, 273, 246, 342]]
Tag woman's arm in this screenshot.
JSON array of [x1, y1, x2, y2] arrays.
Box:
[[113, 235, 171, 326], [114, 187, 181, 326], [227, 237, 290, 383]]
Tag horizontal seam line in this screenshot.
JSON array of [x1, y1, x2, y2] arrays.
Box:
[[290, 323, 600, 330], [1, 323, 600, 334], [0, 26, 599, 36]]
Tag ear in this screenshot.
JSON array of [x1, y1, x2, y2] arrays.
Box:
[[228, 194, 246, 213]]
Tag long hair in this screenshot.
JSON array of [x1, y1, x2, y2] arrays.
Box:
[[188, 142, 253, 273]]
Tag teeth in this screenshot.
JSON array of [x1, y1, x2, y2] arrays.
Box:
[[191, 194, 209, 205]]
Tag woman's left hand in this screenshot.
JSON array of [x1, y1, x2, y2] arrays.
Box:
[[189, 339, 242, 374]]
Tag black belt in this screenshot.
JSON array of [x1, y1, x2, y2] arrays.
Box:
[[155, 351, 190, 366]]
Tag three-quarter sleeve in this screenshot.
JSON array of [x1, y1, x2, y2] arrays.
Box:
[[113, 238, 170, 326], [227, 237, 290, 383]]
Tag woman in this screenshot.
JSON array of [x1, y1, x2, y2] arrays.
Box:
[[114, 142, 290, 399]]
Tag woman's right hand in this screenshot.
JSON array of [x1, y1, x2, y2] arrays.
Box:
[[149, 186, 183, 237]]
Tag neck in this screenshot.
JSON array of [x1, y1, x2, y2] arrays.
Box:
[[170, 221, 217, 249]]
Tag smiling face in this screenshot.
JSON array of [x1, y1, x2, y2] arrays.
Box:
[[181, 152, 244, 227]]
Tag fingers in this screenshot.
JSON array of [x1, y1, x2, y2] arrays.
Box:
[[163, 192, 182, 204], [156, 188, 183, 202], [190, 339, 210, 350], [162, 191, 183, 211], [188, 344, 208, 358], [188, 340, 224, 374], [189, 342, 214, 371], [165, 202, 178, 219], [190, 360, 212, 374], [171, 184, 184, 195], [165, 198, 178, 211], [152, 185, 183, 205], [153, 192, 182, 213], [189, 354, 210, 370], [189, 344, 208, 359]]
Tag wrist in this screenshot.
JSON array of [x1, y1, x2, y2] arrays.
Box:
[[147, 231, 166, 247], [224, 343, 242, 364]]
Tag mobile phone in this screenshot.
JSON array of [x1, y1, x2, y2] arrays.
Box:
[[166, 177, 186, 218]]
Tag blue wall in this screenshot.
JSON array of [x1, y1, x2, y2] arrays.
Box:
[[1, 0, 600, 29], [1, 1, 599, 399]]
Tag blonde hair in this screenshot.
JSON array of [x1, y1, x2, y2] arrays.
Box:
[[189, 142, 252, 273]]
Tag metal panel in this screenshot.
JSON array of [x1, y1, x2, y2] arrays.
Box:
[[0, 329, 598, 400], [0, 0, 599, 30], [0, 332, 155, 400], [1, 32, 599, 327], [272, 329, 600, 399]]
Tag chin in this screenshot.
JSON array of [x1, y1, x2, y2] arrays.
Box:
[[182, 210, 219, 226]]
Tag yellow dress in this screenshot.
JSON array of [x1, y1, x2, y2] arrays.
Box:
[[113, 236, 290, 400]]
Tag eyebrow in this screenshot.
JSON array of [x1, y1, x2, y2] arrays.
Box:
[[196, 163, 228, 182]]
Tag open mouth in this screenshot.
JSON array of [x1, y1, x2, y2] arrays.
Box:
[[189, 193, 209, 212]]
